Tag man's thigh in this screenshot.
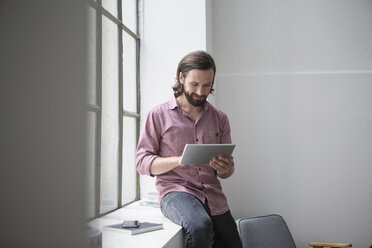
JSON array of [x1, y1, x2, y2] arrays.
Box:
[[160, 191, 209, 226]]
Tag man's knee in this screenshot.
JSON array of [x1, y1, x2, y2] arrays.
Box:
[[194, 217, 213, 233]]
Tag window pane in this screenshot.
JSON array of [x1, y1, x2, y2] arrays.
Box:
[[100, 16, 119, 214], [102, 0, 118, 18], [87, 6, 97, 105], [86, 111, 97, 219], [122, 0, 137, 33], [123, 32, 137, 112], [122, 116, 137, 204]]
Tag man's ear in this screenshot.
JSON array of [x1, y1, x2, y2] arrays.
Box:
[[179, 72, 185, 84]]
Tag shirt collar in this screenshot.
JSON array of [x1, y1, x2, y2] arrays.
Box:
[[169, 94, 179, 110]]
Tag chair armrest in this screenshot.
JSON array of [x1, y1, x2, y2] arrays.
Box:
[[308, 242, 352, 247]]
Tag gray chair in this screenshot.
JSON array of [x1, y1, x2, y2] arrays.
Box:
[[236, 214, 352, 248]]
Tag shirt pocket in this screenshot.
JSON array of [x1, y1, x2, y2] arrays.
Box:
[[161, 125, 194, 155], [203, 130, 221, 144]]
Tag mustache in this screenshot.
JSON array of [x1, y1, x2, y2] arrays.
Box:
[[191, 93, 207, 99]]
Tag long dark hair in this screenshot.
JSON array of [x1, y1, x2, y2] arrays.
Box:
[[172, 50, 216, 97]]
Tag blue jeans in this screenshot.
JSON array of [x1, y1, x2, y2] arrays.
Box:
[[160, 192, 242, 248]]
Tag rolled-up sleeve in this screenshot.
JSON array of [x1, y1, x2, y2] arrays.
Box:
[[136, 111, 160, 177]]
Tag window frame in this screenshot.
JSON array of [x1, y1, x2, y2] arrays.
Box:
[[86, 0, 141, 220]]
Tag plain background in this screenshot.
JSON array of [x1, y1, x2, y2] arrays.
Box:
[[211, 1, 372, 247]]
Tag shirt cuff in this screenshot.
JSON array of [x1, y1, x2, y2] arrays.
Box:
[[139, 154, 158, 177]]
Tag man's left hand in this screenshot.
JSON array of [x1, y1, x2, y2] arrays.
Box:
[[209, 155, 235, 179]]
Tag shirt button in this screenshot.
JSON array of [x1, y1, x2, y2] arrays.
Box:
[[198, 168, 201, 171], [196, 138, 199, 142]]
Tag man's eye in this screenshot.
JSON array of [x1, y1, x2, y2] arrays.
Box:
[[191, 83, 198, 86]]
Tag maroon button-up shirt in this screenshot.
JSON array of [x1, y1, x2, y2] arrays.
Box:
[[136, 95, 232, 215]]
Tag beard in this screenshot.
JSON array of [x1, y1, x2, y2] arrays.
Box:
[[184, 90, 207, 107]]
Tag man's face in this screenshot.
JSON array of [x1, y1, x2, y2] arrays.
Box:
[[180, 69, 214, 107]]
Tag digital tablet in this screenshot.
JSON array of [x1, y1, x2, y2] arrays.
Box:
[[179, 144, 236, 165]]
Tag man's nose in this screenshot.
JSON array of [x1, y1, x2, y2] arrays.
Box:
[[197, 87, 205, 96]]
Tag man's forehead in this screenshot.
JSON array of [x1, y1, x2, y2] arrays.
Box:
[[185, 69, 214, 81]]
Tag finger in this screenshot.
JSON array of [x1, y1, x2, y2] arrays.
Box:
[[209, 161, 219, 172], [217, 155, 234, 163], [212, 158, 228, 169], [210, 160, 226, 172], [214, 159, 232, 170]]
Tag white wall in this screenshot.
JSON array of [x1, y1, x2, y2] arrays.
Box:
[[210, 0, 372, 247], [139, 0, 211, 197]]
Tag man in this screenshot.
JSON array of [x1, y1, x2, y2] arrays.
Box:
[[136, 51, 242, 248]]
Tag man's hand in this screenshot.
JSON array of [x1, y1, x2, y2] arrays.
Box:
[[209, 155, 235, 179]]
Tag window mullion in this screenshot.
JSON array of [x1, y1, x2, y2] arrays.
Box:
[[118, 0, 124, 208], [86, 104, 102, 112], [101, 6, 139, 40], [135, 25, 141, 200], [95, 0, 103, 218]]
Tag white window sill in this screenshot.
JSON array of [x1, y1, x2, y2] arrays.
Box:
[[88, 201, 184, 248]]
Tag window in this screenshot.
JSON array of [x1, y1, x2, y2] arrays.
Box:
[[86, 0, 140, 219]]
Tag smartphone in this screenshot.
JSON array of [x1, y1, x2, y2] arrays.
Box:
[[122, 220, 139, 228]]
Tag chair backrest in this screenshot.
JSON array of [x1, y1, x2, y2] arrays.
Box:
[[236, 214, 296, 248]]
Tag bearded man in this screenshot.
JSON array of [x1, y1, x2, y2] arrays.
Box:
[[136, 51, 242, 248]]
